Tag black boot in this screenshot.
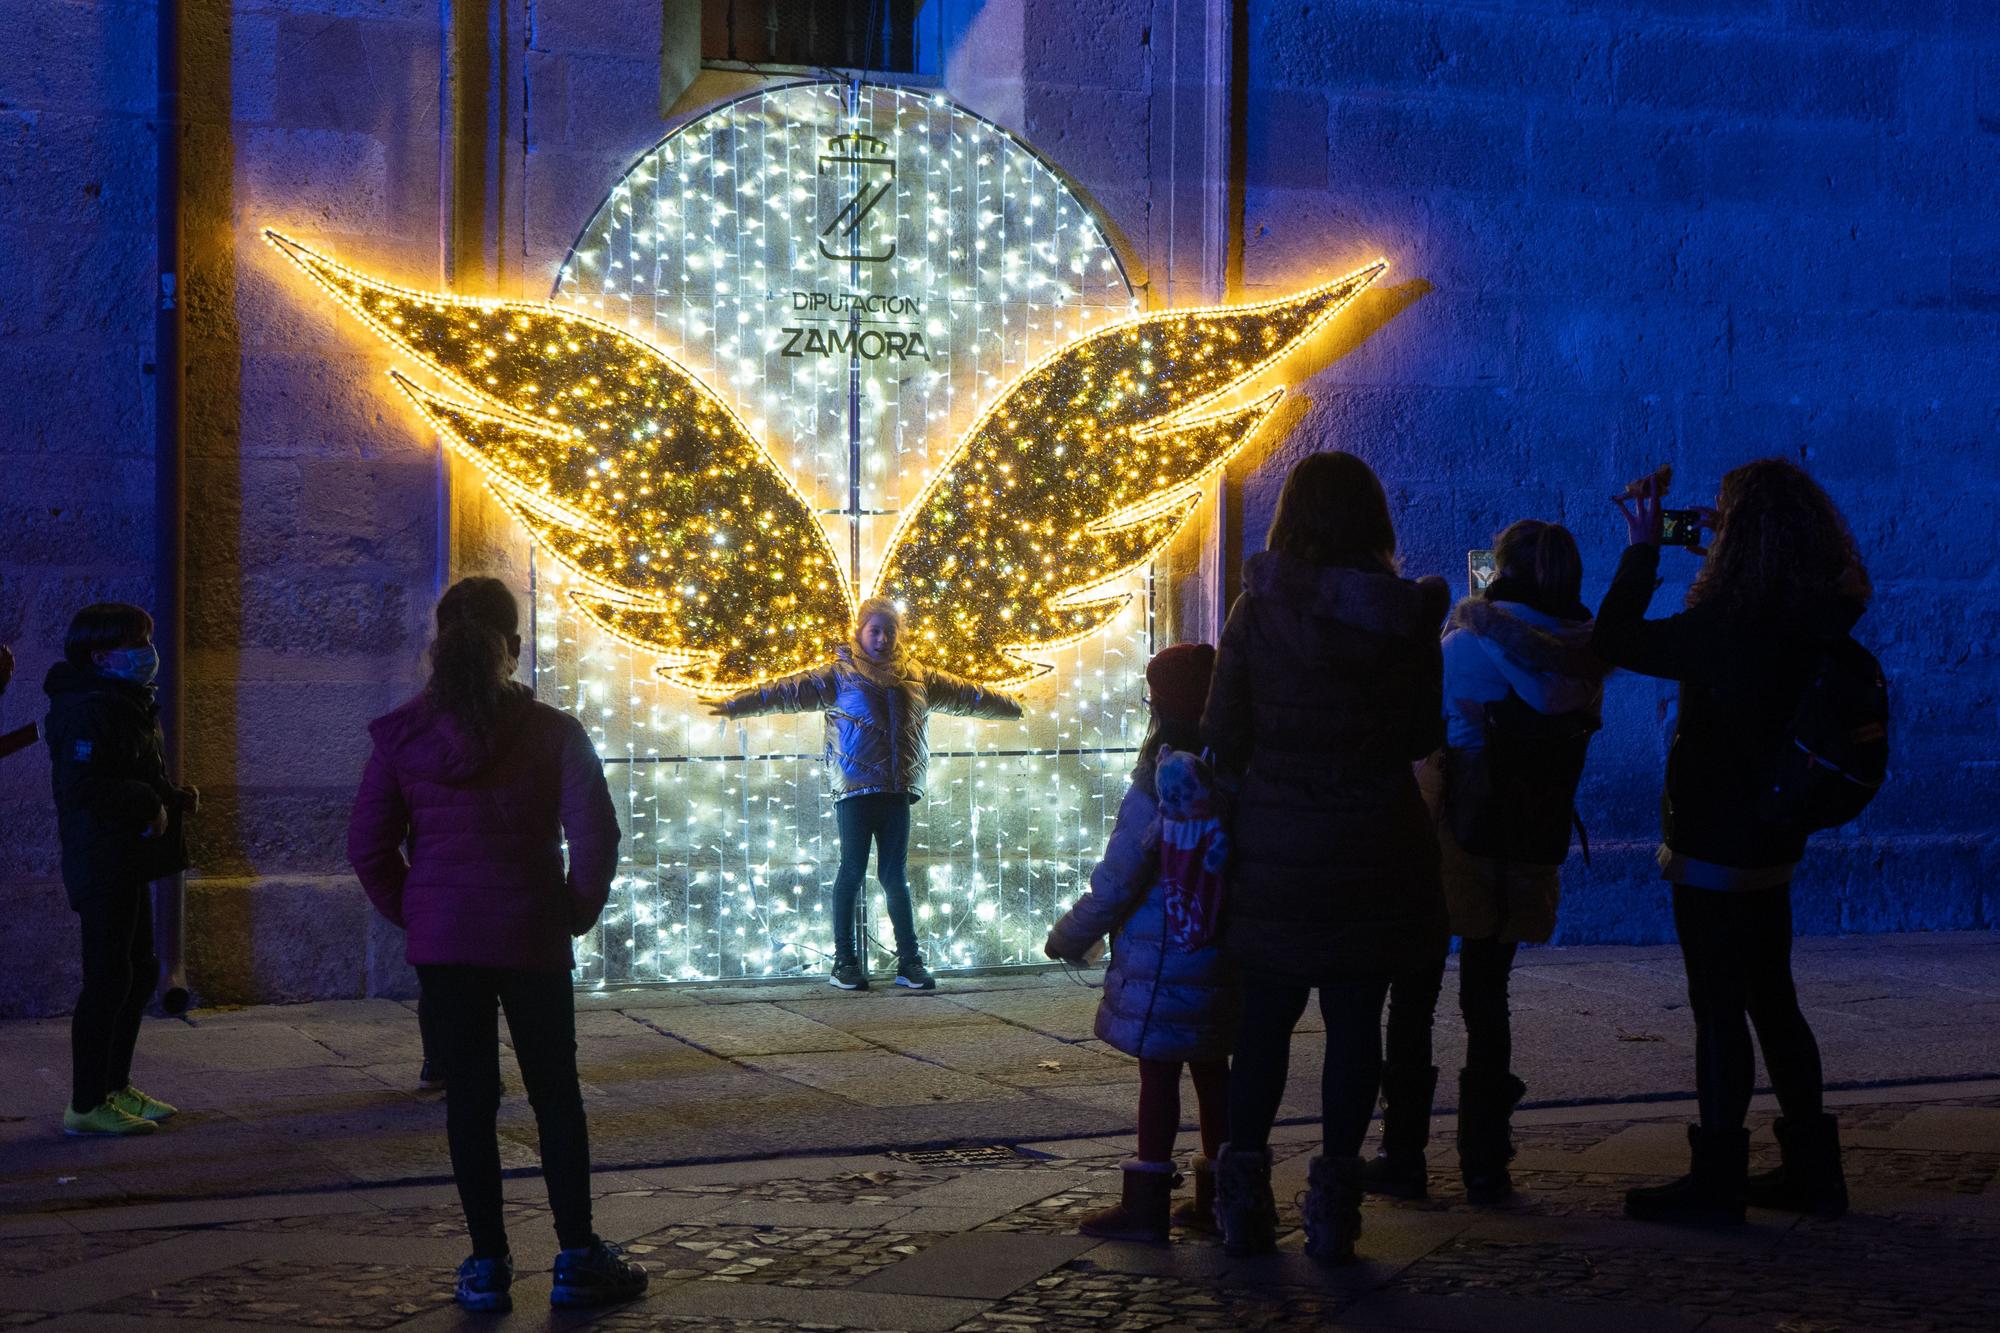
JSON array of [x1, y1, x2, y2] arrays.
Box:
[[1456, 1069, 1526, 1205], [1212, 1143, 1278, 1256], [1624, 1125, 1749, 1225], [1300, 1155, 1365, 1266], [1362, 1064, 1437, 1199], [1746, 1113, 1847, 1217]]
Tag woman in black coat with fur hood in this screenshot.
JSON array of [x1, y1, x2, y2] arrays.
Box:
[[1201, 451, 1450, 1265]]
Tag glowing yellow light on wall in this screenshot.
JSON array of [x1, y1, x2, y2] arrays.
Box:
[[268, 229, 1384, 692]]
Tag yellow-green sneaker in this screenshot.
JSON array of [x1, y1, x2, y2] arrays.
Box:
[[110, 1086, 178, 1122], [62, 1101, 157, 1137]]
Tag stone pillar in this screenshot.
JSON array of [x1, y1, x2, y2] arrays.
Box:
[[442, 0, 532, 590], [1146, 0, 1237, 646]]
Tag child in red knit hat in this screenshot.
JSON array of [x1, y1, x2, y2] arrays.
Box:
[[1044, 642, 1237, 1243]]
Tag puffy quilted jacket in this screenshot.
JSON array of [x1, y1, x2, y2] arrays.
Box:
[[717, 646, 1022, 801], [1047, 782, 1240, 1062], [347, 683, 620, 972], [1201, 551, 1451, 984], [43, 661, 192, 906]]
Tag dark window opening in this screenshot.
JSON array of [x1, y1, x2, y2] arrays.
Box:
[[700, 1, 981, 78]]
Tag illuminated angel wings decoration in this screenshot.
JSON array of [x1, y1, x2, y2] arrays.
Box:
[[267, 229, 1382, 693]]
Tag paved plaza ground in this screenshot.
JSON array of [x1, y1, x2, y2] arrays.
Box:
[[0, 930, 1995, 1330]]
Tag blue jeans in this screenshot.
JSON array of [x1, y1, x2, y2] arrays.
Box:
[[832, 793, 919, 963]]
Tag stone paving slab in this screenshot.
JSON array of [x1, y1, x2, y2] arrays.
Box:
[[650, 1281, 991, 1329], [0, 931, 1993, 1227], [855, 1229, 1097, 1299], [738, 1049, 1023, 1108], [1336, 1290, 1704, 1331]]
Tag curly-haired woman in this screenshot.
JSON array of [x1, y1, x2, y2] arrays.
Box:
[[1595, 459, 1872, 1225]]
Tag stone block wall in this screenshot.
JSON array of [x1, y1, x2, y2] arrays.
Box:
[[0, 0, 444, 1015], [1238, 0, 2000, 939]]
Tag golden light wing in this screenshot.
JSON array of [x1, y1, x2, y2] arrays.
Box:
[[871, 262, 1387, 684], [265, 231, 853, 695]]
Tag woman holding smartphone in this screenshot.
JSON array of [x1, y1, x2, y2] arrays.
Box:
[[1595, 460, 1871, 1225]]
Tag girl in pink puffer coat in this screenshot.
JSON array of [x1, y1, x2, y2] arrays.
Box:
[[348, 577, 646, 1314]]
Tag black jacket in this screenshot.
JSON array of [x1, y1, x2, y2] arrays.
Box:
[[43, 662, 190, 904], [1201, 552, 1451, 984], [1591, 544, 1864, 873]]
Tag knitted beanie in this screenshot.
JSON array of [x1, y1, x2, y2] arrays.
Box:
[[1145, 642, 1217, 726]]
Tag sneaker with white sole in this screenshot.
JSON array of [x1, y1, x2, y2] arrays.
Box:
[[454, 1253, 513, 1312], [829, 957, 869, 991], [110, 1085, 177, 1122], [62, 1100, 156, 1137], [894, 957, 936, 990]]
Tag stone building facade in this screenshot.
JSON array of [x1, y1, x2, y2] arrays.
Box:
[[2, 0, 1995, 1014]]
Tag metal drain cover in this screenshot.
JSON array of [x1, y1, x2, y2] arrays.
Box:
[[885, 1145, 1023, 1167]]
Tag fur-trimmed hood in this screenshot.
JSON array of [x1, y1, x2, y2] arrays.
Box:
[[1448, 597, 1605, 681], [1443, 597, 1607, 735]]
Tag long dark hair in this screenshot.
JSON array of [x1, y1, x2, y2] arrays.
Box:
[[1490, 519, 1586, 618], [1688, 459, 1871, 621], [1131, 714, 1202, 799], [428, 577, 520, 743], [1265, 451, 1398, 574]]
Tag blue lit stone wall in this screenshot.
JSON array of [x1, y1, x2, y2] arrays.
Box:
[[1236, 0, 2000, 940]]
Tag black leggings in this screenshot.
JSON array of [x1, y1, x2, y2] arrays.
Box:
[[418, 965, 595, 1258], [1228, 975, 1393, 1159], [1672, 884, 1824, 1131], [1383, 942, 1446, 1072], [1459, 937, 1520, 1075], [1381, 936, 1520, 1078], [71, 885, 159, 1114], [832, 793, 919, 962]]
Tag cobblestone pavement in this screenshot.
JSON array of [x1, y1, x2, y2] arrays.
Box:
[[0, 1082, 1994, 1331]]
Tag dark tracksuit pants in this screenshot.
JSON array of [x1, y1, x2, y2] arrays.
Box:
[[417, 965, 595, 1259], [70, 884, 159, 1114]]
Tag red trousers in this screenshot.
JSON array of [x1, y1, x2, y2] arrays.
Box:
[[1136, 1056, 1230, 1162]]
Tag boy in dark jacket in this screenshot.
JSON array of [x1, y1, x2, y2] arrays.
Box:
[[43, 604, 195, 1137]]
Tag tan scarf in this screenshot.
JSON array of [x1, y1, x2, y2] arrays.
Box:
[[846, 598, 910, 689], [841, 640, 911, 691]]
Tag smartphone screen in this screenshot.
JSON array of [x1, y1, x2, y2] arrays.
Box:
[[1660, 509, 1703, 547], [1468, 549, 1498, 596]]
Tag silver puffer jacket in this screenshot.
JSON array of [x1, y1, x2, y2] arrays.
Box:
[[718, 647, 1023, 801]]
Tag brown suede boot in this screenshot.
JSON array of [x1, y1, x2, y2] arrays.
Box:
[[1079, 1159, 1178, 1243], [1171, 1155, 1217, 1233]]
